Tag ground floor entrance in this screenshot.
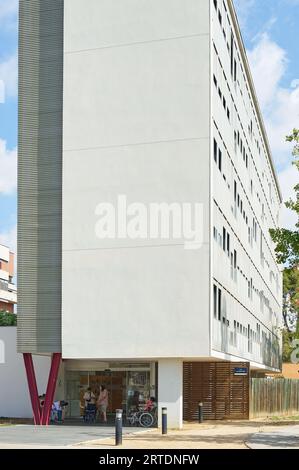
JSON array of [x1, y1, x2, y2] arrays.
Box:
[[64, 362, 157, 419], [183, 362, 250, 420], [57, 359, 250, 427]]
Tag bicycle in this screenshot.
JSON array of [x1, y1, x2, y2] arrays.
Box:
[[126, 407, 157, 428]]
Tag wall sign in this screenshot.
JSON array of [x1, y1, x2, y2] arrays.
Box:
[[233, 367, 248, 376]]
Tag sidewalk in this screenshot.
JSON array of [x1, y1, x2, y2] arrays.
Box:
[[76, 420, 299, 449], [246, 425, 299, 449]]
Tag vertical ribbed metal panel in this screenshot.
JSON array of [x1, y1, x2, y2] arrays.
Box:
[[17, 0, 63, 353]]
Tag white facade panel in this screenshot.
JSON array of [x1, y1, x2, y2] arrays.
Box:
[[63, 36, 210, 151], [0, 327, 50, 418], [62, 0, 211, 359], [64, 0, 210, 53]]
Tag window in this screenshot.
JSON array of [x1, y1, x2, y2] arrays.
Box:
[[214, 139, 218, 163], [233, 320, 237, 346], [213, 226, 217, 241], [218, 149, 222, 172], [213, 0, 217, 9], [218, 288, 222, 321], [226, 232, 230, 256], [213, 74, 217, 87], [230, 32, 234, 76], [213, 285, 217, 318], [213, 285, 222, 322], [234, 250, 237, 270], [222, 227, 226, 251], [234, 59, 237, 82], [218, 10, 222, 25]]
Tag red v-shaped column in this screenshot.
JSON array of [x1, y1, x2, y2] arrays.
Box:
[[23, 353, 62, 425]]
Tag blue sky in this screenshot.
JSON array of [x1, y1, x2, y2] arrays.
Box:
[[0, 0, 298, 253]]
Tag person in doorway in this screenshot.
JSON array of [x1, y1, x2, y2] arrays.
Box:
[[97, 385, 109, 424], [144, 396, 156, 412], [132, 390, 140, 411], [51, 400, 62, 423], [83, 387, 96, 408]]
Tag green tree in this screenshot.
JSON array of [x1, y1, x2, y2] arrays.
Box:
[[281, 268, 299, 361], [270, 129, 299, 267], [0, 310, 17, 326], [270, 130, 299, 361]]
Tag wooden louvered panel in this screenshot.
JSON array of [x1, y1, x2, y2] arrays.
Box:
[[183, 362, 250, 421]]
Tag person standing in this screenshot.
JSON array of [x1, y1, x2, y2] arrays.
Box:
[[83, 387, 95, 406], [97, 385, 109, 424]]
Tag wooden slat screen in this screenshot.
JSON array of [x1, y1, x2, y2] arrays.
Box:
[[183, 362, 250, 420]]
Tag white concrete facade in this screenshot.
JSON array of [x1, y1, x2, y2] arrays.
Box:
[[62, 0, 211, 360], [158, 359, 183, 429], [0, 327, 50, 418], [58, 0, 282, 427]]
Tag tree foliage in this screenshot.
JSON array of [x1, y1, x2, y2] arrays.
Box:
[[270, 130, 299, 361], [270, 129, 299, 267], [0, 310, 17, 326]]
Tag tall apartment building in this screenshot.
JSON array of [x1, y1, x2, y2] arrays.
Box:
[[18, 0, 282, 427], [0, 244, 17, 313]]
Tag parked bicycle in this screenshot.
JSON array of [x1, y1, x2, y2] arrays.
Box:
[[126, 406, 157, 428]]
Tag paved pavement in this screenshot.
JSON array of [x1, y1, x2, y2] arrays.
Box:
[[0, 424, 141, 448], [246, 425, 299, 449], [1, 421, 299, 449]]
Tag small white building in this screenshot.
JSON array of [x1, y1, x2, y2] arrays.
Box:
[[0, 327, 50, 418]]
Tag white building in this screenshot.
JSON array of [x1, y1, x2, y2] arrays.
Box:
[[0, 244, 17, 313], [18, 0, 282, 428], [0, 327, 50, 418]]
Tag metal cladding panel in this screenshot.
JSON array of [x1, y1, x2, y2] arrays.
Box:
[[17, 0, 63, 353]]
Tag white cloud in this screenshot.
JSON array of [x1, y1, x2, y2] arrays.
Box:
[[0, 53, 18, 100], [246, 31, 299, 233], [233, 0, 256, 30], [0, 139, 17, 195], [0, 0, 18, 30], [247, 33, 287, 111], [0, 224, 17, 254], [247, 33, 299, 170]]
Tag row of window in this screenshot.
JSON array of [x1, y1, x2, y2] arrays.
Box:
[[213, 0, 280, 215], [214, 50, 275, 233], [213, 125, 280, 290], [213, 74, 231, 122], [234, 129, 248, 168], [213, 47, 277, 236], [213, 218, 280, 316], [213, 283, 279, 360]]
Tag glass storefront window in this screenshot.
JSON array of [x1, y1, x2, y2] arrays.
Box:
[[65, 363, 156, 419]]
